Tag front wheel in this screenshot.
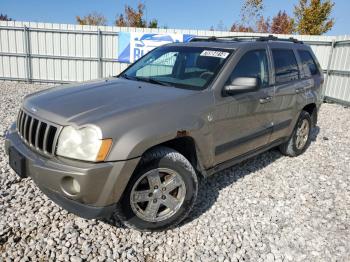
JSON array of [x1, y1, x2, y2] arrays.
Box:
[[279, 111, 312, 157], [116, 147, 198, 231]]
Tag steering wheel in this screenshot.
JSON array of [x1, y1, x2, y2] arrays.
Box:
[[199, 71, 214, 80]]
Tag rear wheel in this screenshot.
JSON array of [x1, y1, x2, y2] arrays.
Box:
[[116, 147, 198, 231], [279, 111, 312, 157]]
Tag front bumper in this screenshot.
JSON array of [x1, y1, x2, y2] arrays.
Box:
[[5, 125, 140, 219]]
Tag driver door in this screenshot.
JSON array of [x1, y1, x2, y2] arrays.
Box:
[[212, 49, 275, 164]]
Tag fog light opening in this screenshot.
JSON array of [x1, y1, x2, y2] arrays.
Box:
[[61, 176, 81, 196]]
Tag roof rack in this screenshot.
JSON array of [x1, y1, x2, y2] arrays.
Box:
[[189, 35, 303, 44], [189, 35, 258, 42], [257, 35, 303, 44]]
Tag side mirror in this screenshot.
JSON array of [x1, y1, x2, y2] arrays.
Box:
[[224, 77, 259, 95]]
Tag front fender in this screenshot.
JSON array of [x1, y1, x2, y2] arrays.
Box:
[[101, 90, 216, 169], [106, 112, 208, 156]]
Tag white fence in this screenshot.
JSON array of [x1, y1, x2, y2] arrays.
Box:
[[0, 21, 349, 105]]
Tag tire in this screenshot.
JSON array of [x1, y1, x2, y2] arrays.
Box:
[[116, 146, 198, 231], [279, 111, 312, 157]]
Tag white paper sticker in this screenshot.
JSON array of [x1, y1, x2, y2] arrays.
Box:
[[200, 50, 230, 59]]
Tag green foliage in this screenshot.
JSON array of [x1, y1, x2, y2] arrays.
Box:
[[148, 19, 158, 29], [294, 0, 335, 35]]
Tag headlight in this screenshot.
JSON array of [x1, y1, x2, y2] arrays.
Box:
[[56, 126, 112, 162]]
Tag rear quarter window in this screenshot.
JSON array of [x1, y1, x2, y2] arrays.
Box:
[[298, 50, 320, 76], [272, 49, 300, 84]]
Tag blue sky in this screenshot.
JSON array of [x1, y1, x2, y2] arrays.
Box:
[[0, 0, 348, 35]]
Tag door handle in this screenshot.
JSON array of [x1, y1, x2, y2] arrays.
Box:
[[295, 88, 305, 94], [259, 96, 272, 104]]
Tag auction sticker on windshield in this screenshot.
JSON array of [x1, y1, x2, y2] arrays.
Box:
[[200, 50, 230, 59]]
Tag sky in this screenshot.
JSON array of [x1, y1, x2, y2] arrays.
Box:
[[0, 0, 348, 35]]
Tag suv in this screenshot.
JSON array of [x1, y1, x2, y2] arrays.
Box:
[[5, 35, 323, 231]]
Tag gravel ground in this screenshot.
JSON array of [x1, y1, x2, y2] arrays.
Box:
[[0, 81, 349, 262]]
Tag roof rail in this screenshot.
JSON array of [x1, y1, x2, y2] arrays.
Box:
[[189, 35, 304, 44], [257, 35, 303, 44], [190, 36, 218, 42], [189, 35, 260, 42]]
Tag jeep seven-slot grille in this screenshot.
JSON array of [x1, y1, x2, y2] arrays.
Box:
[[17, 109, 61, 156]]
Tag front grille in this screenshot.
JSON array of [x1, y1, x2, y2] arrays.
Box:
[[16, 109, 61, 156]]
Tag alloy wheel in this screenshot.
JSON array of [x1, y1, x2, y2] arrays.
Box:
[[130, 168, 186, 222], [296, 119, 310, 150]]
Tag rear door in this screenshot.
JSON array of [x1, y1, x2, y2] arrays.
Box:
[[268, 45, 307, 142], [212, 47, 275, 164], [297, 49, 324, 106]]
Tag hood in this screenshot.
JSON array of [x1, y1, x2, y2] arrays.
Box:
[[23, 78, 197, 126]]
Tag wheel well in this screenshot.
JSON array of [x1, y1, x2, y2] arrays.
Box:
[[144, 136, 202, 176], [162, 136, 200, 171], [302, 103, 317, 127]]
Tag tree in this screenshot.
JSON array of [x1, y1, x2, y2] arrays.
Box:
[[271, 11, 295, 34], [240, 0, 264, 29], [116, 3, 146, 27], [294, 0, 335, 35], [230, 23, 254, 33], [0, 14, 13, 21], [148, 19, 158, 29], [115, 2, 158, 28], [115, 14, 127, 27], [230, 0, 264, 33], [76, 12, 107, 26], [256, 16, 270, 33]]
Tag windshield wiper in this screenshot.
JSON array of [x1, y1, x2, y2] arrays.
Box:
[[120, 74, 171, 86], [141, 77, 171, 86]]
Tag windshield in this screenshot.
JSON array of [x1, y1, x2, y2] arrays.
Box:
[[119, 46, 233, 90]]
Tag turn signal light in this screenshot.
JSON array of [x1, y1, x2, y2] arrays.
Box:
[[96, 139, 113, 162]]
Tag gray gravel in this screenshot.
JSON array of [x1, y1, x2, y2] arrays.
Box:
[[0, 81, 350, 261]]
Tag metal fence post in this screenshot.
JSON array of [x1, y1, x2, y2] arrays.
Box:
[[23, 26, 32, 83], [323, 40, 336, 99], [97, 29, 103, 78]]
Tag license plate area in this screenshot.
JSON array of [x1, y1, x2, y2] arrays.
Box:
[[9, 147, 27, 178]]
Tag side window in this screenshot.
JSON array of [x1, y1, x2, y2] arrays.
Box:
[[298, 50, 319, 77], [272, 49, 300, 84], [229, 50, 269, 88]]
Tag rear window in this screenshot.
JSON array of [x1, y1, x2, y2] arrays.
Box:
[[272, 49, 300, 84], [298, 50, 319, 76]]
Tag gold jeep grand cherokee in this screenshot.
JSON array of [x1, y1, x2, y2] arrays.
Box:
[[6, 35, 323, 231]]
